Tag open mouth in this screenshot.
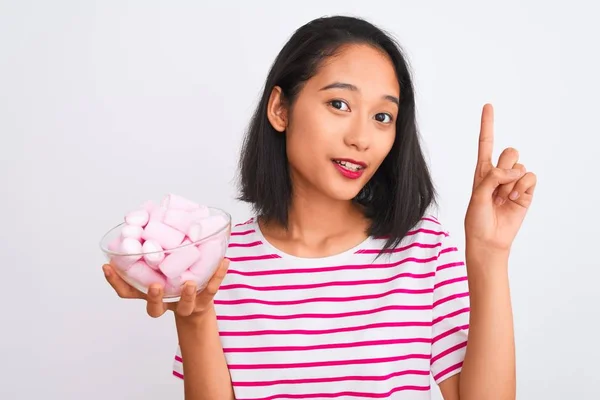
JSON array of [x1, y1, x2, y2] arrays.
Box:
[[332, 159, 365, 172]]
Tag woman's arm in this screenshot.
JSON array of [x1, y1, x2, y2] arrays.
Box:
[[175, 305, 235, 400], [437, 249, 516, 400], [438, 103, 536, 400], [459, 249, 515, 399]]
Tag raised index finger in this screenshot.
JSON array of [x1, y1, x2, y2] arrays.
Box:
[[477, 103, 495, 167]]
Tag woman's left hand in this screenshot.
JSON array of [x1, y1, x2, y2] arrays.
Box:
[[464, 103, 537, 255]]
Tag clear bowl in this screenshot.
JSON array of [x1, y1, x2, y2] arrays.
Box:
[[99, 206, 231, 302]]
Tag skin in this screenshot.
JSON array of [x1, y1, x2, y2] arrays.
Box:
[[101, 43, 536, 400], [263, 44, 398, 257]]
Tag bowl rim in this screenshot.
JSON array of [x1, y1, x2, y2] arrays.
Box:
[[99, 206, 231, 257]]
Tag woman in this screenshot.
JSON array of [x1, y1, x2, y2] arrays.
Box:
[[102, 15, 536, 400]]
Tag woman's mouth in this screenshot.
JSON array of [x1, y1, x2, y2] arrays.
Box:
[[332, 158, 366, 179]]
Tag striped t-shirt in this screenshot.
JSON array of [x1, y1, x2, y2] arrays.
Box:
[[172, 215, 470, 400]]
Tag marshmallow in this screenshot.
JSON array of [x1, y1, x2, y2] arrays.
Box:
[[104, 194, 230, 298], [201, 215, 228, 237], [160, 193, 201, 211], [164, 283, 182, 297], [108, 237, 121, 253], [121, 224, 143, 240], [190, 206, 210, 221], [189, 239, 223, 280], [111, 255, 136, 272], [110, 237, 143, 271], [159, 244, 202, 278], [164, 209, 193, 234], [188, 214, 228, 242], [125, 209, 149, 227], [126, 260, 167, 288], [149, 205, 167, 223], [167, 270, 198, 288], [142, 239, 164, 269], [108, 237, 129, 270], [142, 220, 185, 250], [140, 200, 157, 213], [187, 223, 203, 242], [121, 237, 142, 254]]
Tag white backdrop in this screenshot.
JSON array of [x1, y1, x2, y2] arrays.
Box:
[[1, 0, 598, 399]]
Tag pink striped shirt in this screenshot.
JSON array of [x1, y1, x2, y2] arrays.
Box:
[[172, 215, 470, 399]]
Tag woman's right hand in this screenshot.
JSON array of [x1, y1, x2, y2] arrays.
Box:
[[102, 258, 230, 318]]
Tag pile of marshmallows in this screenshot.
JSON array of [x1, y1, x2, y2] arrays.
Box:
[[107, 194, 229, 296]]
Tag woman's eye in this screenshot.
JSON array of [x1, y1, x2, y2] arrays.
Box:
[[330, 100, 350, 111], [375, 113, 393, 123]]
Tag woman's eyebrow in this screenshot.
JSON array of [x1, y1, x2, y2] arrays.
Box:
[[319, 81, 399, 106]]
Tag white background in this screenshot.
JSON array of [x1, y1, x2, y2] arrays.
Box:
[[1, 0, 598, 399]]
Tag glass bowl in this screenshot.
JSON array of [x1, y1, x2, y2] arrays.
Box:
[[99, 206, 231, 302]]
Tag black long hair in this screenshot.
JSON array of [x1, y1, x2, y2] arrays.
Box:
[[237, 15, 436, 252]]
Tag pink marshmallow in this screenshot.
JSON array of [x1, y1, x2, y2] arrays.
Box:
[[107, 237, 132, 271], [202, 215, 228, 237], [158, 244, 202, 278], [111, 255, 136, 272], [142, 220, 185, 250], [166, 270, 198, 288], [125, 209, 149, 227], [187, 214, 228, 242], [139, 200, 157, 213], [160, 193, 201, 211], [149, 205, 167, 223], [189, 239, 224, 281], [121, 237, 142, 254], [111, 237, 142, 271], [126, 260, 167, 288], [190, 206, 210, 221], [164, 283, 182, 297], [108, 236, 121, 252], [121, 224, 143, 240], [187, 223, 203, 242], [142, 239, 164, 270], [163, 209, 193, 234]]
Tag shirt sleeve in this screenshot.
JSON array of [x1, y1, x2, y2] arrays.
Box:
[[430, 228, 470, 384]]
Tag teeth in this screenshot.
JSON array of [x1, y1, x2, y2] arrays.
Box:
[[334, 160, 362, 172]]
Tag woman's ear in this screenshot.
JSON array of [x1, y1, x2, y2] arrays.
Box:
[[266, 86, 288, 132]]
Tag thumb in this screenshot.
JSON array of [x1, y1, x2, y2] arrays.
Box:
[[476, 167, 524, 196]]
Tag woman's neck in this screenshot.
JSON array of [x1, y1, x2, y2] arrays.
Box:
[[258, 186, 370, 257]]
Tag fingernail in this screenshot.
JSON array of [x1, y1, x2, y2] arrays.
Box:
[[149, 287, 159, 296], [494, 195, 505, 205], [509, 190, 519, 200], [102, 265, 110, 277]]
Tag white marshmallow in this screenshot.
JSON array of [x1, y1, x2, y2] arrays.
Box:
[[121, 237, 142, 255], [142, 239, 164, 269], [125, 209, 149, 227], [187, 223, 203, 242], [121, 224, 143, 240], [112, 237, 143, 271]]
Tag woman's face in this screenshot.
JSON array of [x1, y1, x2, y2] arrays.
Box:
[[268, 43, 400, 202]]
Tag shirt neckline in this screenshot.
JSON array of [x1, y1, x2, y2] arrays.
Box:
[[251, 216, 375, 263]]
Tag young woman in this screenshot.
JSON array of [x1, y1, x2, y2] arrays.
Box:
[[102, 15, 536, 400]]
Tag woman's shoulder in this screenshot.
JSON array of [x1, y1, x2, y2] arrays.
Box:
[[362, 213, 460, 263], [224, 217, 271, 260], [230, 216, 258, 234], [374, 213, 454, 247]]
